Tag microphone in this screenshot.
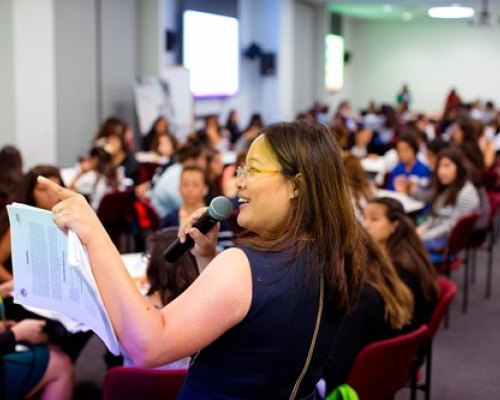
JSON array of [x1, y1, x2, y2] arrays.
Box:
[[163, 196, 234, 263]]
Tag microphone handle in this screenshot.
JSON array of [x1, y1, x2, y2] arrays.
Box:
[[163, 214, 219, 263]]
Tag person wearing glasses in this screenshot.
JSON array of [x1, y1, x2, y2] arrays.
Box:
[[38, 120, 366, 399]]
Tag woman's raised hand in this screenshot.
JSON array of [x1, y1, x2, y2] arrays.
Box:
[[178, 207, 219, 263], [37, 176, 108, 247]]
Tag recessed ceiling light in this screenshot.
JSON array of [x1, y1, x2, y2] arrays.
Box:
[[383, 4, 393, 13], [428, 4, 475, 18], [402, 12, 413, 21]]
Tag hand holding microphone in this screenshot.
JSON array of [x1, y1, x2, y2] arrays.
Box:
[[164, 196, 233, 263]]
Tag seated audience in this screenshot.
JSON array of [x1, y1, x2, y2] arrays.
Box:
[[323, 230, 413, 395], [142, 116, 171, 152], [450, 118, 485, 172], [1, 281, 74, 400], [150, 142, 207, 218], [160, 166, 208, 229], [363, 197, 439, 331], [0, 145, 23, 204], [387, 132, 431, 197], [70, 146, 123, 211], [416, 147, 480, 262], [342, 153, 376, 222]]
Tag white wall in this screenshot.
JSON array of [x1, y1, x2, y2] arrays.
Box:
[[0, 0, 16, 147], [13, 0, 57, 169], [54, 0, 98, 166], [338, 17, 500, 114]]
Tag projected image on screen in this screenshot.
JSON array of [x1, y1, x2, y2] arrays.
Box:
[[325, 34, 344, 92], [183, 10, 239, 98]]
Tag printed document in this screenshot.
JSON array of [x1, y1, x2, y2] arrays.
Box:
[[7, 203, 120, 355]]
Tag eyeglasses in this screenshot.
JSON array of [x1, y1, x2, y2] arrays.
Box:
[[236, 166, 282, 179]]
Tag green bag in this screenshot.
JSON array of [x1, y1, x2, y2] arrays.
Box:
[[326, 384, 359, 400]]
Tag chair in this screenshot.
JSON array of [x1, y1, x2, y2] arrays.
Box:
[[97, 189, 137, 253], [102, 367, 187, 400], [410, 277, 458, 400], [430, 212, 479, 314], [468, 191, 500, 299], [137, 161, 161, 185], [345, 324, 428, 400]]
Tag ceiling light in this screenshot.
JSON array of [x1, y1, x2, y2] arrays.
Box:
[[428, 4, 475, 18], [382, 4, 393, 13], [402, 12, 413, 21]]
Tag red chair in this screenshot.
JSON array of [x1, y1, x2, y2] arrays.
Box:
[[468, 191, 500, 298], [137, 161, 161, 185], [430, 212, 479, 314], [411, 277, 458, 400], [345, 325, 428, 400], [102, 367, 187, 400], [97, 189, 137, 253]]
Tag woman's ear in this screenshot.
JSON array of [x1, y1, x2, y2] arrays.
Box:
[[289, 173, 302, 199]]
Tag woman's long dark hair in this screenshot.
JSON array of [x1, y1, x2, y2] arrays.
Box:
[[369, 197, 439, 304], [431, 146, 471, 208], [237, 121, 366, 313], [146, 227, 200, 306], [360, 229, 413, 329]]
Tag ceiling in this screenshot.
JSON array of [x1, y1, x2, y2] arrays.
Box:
[[304, 0, 500, 21]]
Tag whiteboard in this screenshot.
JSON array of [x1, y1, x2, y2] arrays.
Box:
[[160, 66, 194, 142], [132, 67, 193, 141]]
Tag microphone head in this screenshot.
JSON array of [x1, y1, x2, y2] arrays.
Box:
[[208, 196, 233, 221]]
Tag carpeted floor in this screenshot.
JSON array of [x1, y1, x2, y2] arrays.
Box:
[[73, 239, 500, 400]]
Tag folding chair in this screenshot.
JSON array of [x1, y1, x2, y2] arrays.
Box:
[[345, 325, 428, 400], [97, 189, 137, 253], [430, 212, 479, 314], [410, 277, 458, 400]]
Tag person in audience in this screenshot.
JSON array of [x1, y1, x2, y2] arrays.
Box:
[[151, 131, 178, 161], [416, 147, 480, 262], [0, 165, 92, 362], [69, 146, 122, 211], [205, 148, 225, 203], [142, 115, 171, 152], [0, 165, 63, 282], [160, 166, 208, 229], [0, 280, 74, 400], [363, 197, 439, 331], [373, 104, 399, 155], [472, 119, 497, 169], [396, 83, 411, 112], [323, 229, 413, 394], [387, 132, 431, 197], [450, 118, 485, 172], [40, 120, 366, 399], [348, 126, 376, 159], [94, 118, 139, 185], [150, 142, 207, 218], [225, 109, 241, 145], [0, 145, 23, 204], [233, 113, 264, 153], [342, 153, 376, 222], [145, 227, 200, 309], [194, 114, 230, 153], [444, 88, 462, 111]]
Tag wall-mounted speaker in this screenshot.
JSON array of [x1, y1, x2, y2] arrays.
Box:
[[260, 53, 276, 76], [166, 30, 177, 52]]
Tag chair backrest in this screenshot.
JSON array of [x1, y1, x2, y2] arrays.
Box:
[[346, 324, 428, 400], [447, 212, 480, 254], [97, 189, 136, 226], [426, 277, 457, 338], [487, 191, 500, 222], [102, 367, 187, 400], [138, 161, 161, 185]]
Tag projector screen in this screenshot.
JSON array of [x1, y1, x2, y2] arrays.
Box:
[[183, 10, 239, 98], [325, 34, 344, 92]]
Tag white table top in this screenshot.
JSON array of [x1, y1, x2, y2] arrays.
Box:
[[376, 189, 425, 214]]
